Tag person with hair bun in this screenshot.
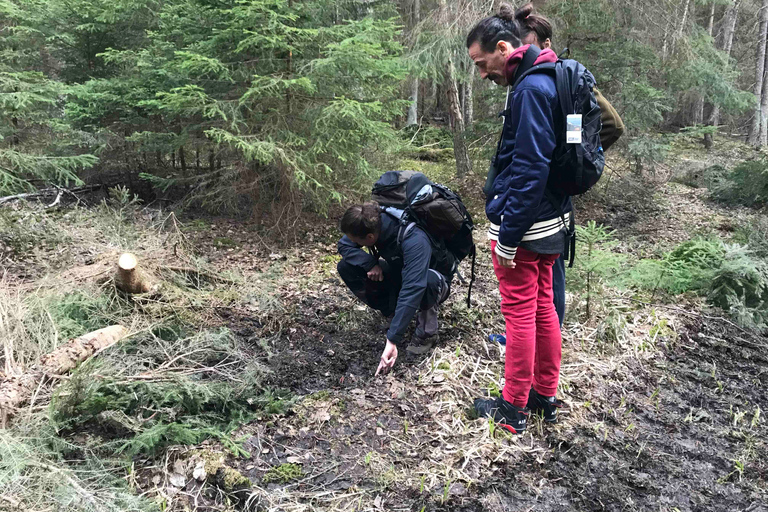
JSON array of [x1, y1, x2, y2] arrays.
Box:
[[483, 3, 623, 329], [336, 202, 451, 376], [515, 3, 625, 153], [466, 3, 570, 434]]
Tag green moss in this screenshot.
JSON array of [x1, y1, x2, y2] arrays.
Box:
[[213, 236, 238, 247], [262, 463, 303, 484], [193, 450, 251, 491], [181, 219, 210, 232], [310, 390, 331, 401]]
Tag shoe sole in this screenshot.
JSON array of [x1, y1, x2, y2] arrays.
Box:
[[528, 409, 558, 423], [497, 422, 523, 434]]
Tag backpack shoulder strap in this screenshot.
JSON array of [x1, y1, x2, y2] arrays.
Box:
[[513, 61, 570, 126], [397, 221, 418, 251], [512, 61, 557, 89], [512, 44, 542, 85]]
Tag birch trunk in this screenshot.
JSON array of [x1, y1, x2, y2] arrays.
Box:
[[406, 0, 420, 126], [706, 0, 741, 147], [465, 65, 474, 127], [447, 57, 471, 179], [748, 0, 768, 146]]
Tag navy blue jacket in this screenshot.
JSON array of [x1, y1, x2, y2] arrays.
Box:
[[487, 72, 572, 253], [337, 213, 432, 345]]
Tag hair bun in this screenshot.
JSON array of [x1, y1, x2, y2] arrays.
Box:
[[496, 3, 516, 22], [514, 3, 534, 22]]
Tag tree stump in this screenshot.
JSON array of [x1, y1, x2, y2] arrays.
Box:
[[115, 253, 156, 294]]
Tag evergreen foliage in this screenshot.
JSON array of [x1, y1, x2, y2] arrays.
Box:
[[51, 328, 292, 456], [713, 158, 768, 206], [0, 0, 764, 203], [622, 237, 768, 327], [568, 221, 625, 321]]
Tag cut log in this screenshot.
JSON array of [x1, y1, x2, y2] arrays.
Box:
[[0, 325, 128, 426], [40, 325, 129, 374], [115, 253, 157, 294]]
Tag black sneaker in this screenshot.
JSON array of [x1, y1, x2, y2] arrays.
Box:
[[526, 387, 564, 423], [473, 397, 529, 434], [406, 333, 438, 355]]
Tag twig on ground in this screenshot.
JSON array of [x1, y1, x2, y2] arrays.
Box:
[[27, 461, 109, 512]]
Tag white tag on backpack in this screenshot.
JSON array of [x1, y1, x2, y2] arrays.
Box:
[[566, 114, 582, 144]]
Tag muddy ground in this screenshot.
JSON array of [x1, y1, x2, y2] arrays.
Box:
[[168, 197, 767, 511], [2, 165, 766, 511]]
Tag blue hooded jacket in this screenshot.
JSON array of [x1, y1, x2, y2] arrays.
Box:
[[487, 70, 572, 258]]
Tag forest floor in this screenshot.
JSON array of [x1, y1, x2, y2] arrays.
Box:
[[1, 137, 766, 512]]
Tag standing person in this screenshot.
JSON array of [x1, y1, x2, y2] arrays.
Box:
[[337, 203, 451, 376], [483, 3, 624, 335], [466, 4, 569, 434]]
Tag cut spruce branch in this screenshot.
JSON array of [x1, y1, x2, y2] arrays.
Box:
[[0, 325, 129, 426], [115, 253, 159, 294]]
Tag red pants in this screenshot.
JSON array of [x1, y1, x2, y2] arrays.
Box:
[[491, 242, 562, 408]]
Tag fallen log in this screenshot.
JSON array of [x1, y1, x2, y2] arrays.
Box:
[[115, 253, 158, 294], [0, 185, 103, 206], [0, 325, 128, 426]]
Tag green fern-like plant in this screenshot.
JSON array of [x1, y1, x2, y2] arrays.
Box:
[[708, 244, 768, 327]]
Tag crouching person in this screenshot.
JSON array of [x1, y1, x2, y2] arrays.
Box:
[[337, 202, 450, 375]]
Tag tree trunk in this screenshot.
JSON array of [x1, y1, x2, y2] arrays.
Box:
[[706, 0, 741, 147], [760, 45, 768, 145], [287, 0, 293, 114], [748, 0, 768, 146], [447, 57, 471, 179], [0, 325, 129, 426], [115, 253, 157, 294], [670, 0, 692, 57], [407, 78, 419, 126], [722, 0, 740, 56], [406, 0, 420, 126], [678, 0, 691, 40], [697, 2, 717, 125], [693, 97, 704, 125], [464, 65, 474, 127], [179, 146, 187, 173]]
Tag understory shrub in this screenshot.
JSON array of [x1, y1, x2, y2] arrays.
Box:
[[622, 238, 768, 327], [708, 244, 768, 328], [712, 158, 768, 207], [674, 164, 729, 189]]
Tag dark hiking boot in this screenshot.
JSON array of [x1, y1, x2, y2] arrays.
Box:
[[526, 387, 565, 423], [406, 333, 438, 355], [473, 396, 529, 434]]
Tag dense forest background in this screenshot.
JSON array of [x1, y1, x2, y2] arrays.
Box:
[[2, 0, 768, 213]]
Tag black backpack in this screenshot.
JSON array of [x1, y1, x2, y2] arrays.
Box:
[[371, 170, 477, 306], [511, 45, 605, 196]]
